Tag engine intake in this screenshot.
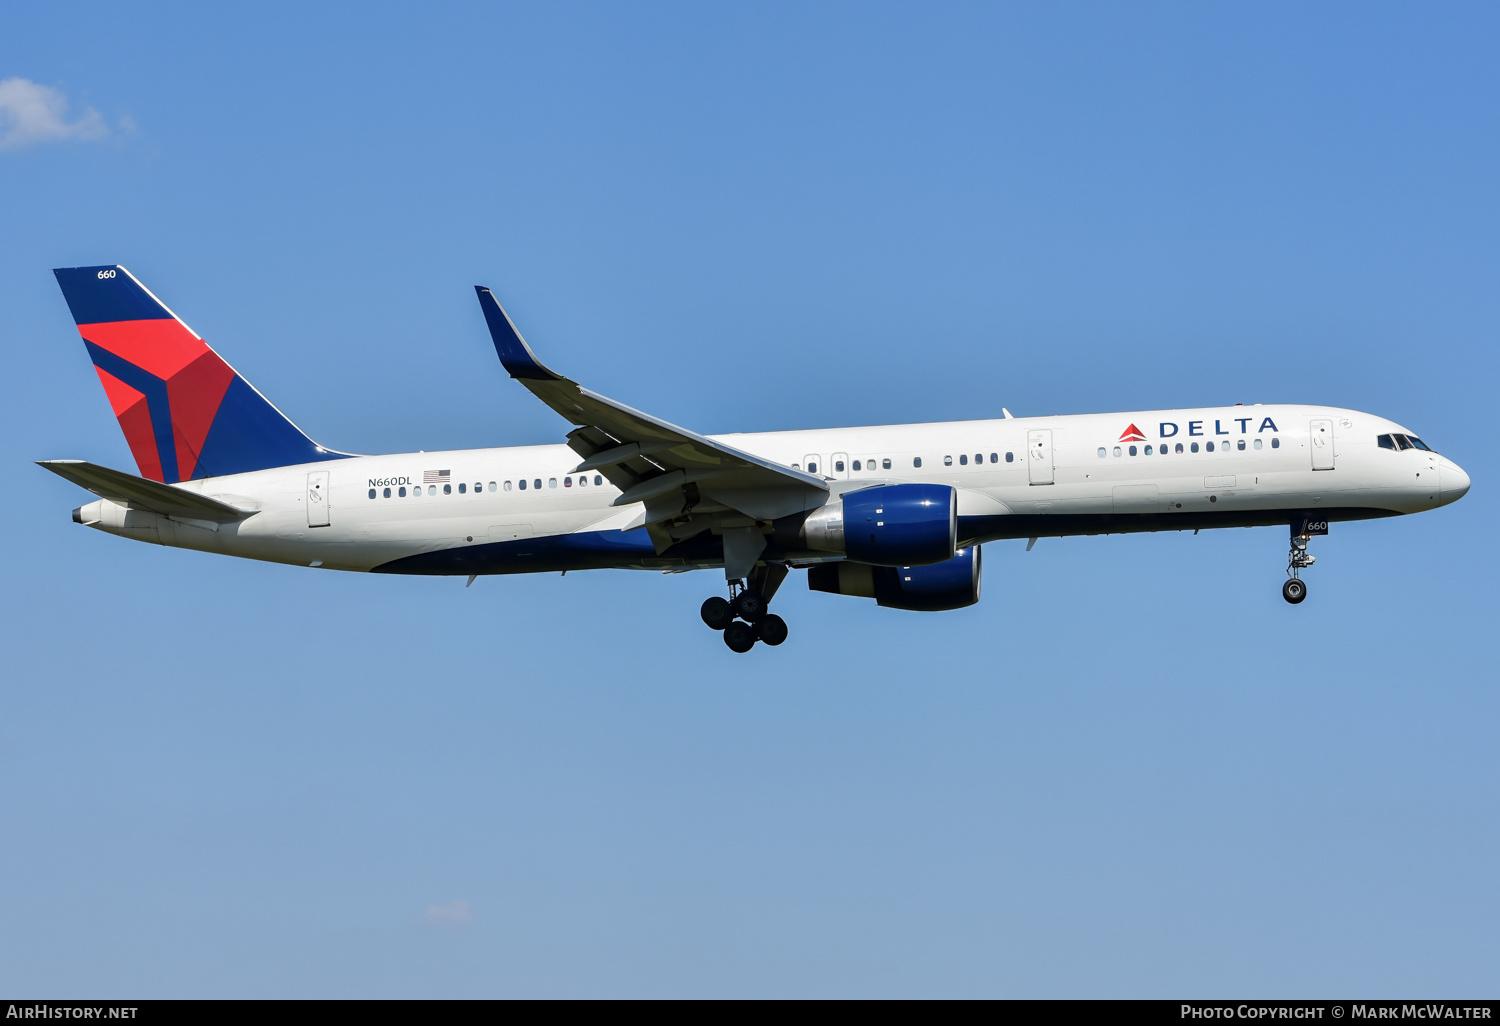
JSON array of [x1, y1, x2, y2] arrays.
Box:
[[807, 546, 982, 611]]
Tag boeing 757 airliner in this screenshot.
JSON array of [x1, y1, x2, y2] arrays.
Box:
[[41, 265, 1470, 652]]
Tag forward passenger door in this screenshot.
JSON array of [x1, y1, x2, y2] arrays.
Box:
[[1310, 419, 1335, 471]]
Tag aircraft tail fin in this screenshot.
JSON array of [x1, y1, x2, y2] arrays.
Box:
[[52, 264, 350, 482]]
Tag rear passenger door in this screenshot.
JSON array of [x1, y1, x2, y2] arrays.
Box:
[[306, 471, 330, 527], [1027, 430, 1054, 485]]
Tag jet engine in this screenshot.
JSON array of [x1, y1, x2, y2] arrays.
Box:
[[807, 546, 982, 611], [781, 483, 956, 567]]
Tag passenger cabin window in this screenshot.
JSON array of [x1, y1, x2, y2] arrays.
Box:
[[835, 461, 845, 472], [382, 487, 391, 498], [399, 486, 406, 497], [1190, 443, 1199, 453], [808, 462, 817, 474], [974, 454, 982, 465], [444, 484, 452, 494], [594, 475, 603, 485], [428, 485, 437, 495], [1144, 445, 1152, 455], [1175, 443, 1183, 453], [1254, 439, 1262, 450], [852, 460, 861, 471], [458, 483, 466, 493], [989, 453, 998, 463], [1237, 440, 1245, 450], [518, 480, 526, 490], [959, 455, 968, 465], [549, 478, 557, 488], [1129, 445, 1137, 456], [1098, 448, 1107, 458], [564, 476, 573, 486], [1113, 446, 1121, 457], [883, 458, 891, 469], [1006, 452, 1014, 463], [1206, 442, 1214, 452], [944, 456, 953, 466], [368, 489, 376, 499], [489, 482, 496, 491], [1271, 438, 1280, 448], [913, 457, 922, 468], [505, 481, 513, 490], [534, 479, 542, 489]]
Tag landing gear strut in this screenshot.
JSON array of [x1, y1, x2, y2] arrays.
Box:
[[703, 565, 789, 652], [1283, 520, 1317, 604]]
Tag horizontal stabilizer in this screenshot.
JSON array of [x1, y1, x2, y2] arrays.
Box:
[[38, 460, 253, 523]]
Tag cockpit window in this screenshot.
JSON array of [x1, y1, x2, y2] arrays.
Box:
[[1379, 432, 1437, 453]]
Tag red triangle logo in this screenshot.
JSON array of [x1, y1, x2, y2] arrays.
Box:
[[1118, 423, 1147, 442]]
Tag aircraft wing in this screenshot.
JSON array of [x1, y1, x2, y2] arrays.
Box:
[[38, 460, 254, 523], [475, 287, 828, 531]]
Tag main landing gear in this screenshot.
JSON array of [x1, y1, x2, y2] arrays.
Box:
[[1283, 520, 1317, 604], [701, 565, 789, 653]]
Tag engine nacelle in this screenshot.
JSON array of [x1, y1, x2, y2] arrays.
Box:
[[807, 546, 982, 611], [783, 483, 956, 567]]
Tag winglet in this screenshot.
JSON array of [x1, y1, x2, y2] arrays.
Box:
[[474, 286, 562, 381]]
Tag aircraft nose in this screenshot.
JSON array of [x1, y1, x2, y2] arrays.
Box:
[[1440, 458, 1471, 503]]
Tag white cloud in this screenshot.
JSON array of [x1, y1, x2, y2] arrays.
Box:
[[0, 78, 111, 151], [420, 899, 474, 928]]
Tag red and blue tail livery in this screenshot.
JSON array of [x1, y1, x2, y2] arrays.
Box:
[[54, 265, 348, 482]]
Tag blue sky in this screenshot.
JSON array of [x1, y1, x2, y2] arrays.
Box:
[[2, 1, 1496, 997]]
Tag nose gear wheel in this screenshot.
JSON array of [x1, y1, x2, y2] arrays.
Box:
[[1283, 525, 1316, 604]]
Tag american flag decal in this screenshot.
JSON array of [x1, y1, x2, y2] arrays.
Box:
[[423, 469, 451, 484]]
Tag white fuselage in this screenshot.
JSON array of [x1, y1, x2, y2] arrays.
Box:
[[74, 404, 1469, 575]]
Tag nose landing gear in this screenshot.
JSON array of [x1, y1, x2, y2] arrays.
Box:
[[1283, 518, 1323, 604], [702, 564, 789, 652]]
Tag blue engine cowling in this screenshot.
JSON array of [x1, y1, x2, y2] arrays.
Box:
[[841, 483, 956, 567], [807, 546, 982, 611]]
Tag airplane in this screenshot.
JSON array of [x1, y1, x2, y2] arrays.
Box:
[[41, 264, 1471, 653]]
